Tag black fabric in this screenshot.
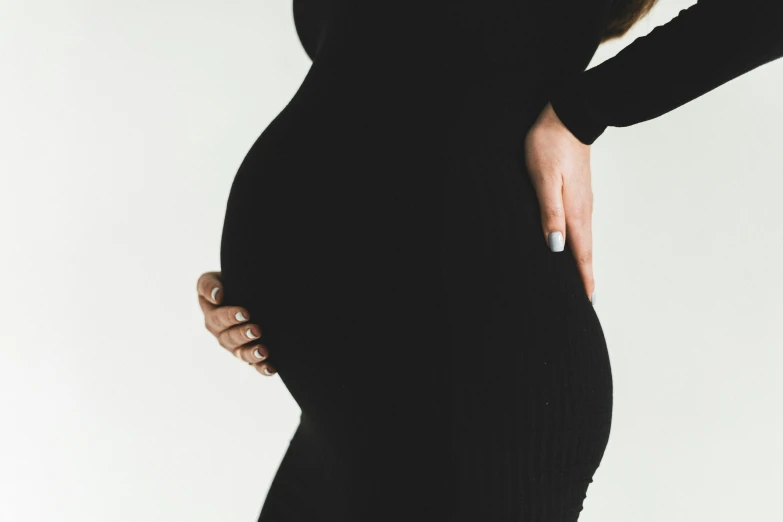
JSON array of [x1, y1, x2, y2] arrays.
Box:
[[549, 0, 783, 144], [293, 0, 331, 61], [219, 1, 781, 520]]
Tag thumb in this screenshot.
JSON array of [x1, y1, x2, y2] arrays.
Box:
[[197, 271, 223, 304]]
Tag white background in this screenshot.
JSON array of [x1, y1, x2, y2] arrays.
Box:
[[1, 1, 781, 521]]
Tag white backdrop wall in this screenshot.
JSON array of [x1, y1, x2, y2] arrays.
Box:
[[1, 1, 781, 521]]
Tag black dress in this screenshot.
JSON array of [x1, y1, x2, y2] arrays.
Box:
[[219, 1, 783, 520]]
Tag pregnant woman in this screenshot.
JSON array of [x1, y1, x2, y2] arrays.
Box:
[[199, 1, 783, 520]]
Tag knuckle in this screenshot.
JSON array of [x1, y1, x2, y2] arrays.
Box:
[[569, 203, 589, 219], [207, 321, 220, 338], [543, 205, 564, 220], [227, 329, 242, 349], [219, 306, 234, 326], [575, 249, 593, 265], [205, 311, 219, 332], [217, 330, 231, 349], [540, 166, 561, 182]]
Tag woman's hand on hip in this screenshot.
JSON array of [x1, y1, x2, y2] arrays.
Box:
[[524, 102, 595, 305], [196, 271, 277, 376]]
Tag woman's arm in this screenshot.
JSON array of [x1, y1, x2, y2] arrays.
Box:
[[549, 0, 783, 145]]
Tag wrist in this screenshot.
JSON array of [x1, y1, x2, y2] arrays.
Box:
[[537, 102, 586, 146], [548, 90, 607, 145]]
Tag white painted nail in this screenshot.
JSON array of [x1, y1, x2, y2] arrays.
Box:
[[246, 328, 259, 340], [591, 290, 596, 305], [548, 231, 564, 252], [263, 367, 273, 376], [211, 287, 219, 302], [235, 311, 247, 322], [253, 348, 265, 360]]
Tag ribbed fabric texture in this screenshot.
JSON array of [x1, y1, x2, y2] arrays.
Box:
[[217, 0, 783, 520]]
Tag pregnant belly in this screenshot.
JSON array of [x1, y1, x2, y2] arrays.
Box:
[[219, 66, 551, 327], [217, 61, 564, 384]]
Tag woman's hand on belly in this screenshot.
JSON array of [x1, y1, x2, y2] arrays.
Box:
[[524, 102, 596, 305], [196, 271, 277, 376]]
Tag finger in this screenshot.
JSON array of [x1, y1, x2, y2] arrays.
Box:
[[253, 361, 277, 377], [217, 322, 263, 351], [203, 300, 251, 335], [198, 294, 217, 319], [563, 184, 595, 302], [234, 342, 270, 364], [198, 295, 250, 336], [534, 168, 567, 253], [197, 271, 223, 304]]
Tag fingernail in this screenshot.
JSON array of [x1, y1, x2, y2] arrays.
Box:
[[246, 328, 259, 340], [548, 231, 564, 252], [253, 348, 265, 360], [591, 290, 596, 305], [263, 367, 273, 376], [235, 311, 247, 322], [211, 286, 220, 303]]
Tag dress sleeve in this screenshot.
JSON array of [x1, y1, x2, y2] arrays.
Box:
[[548, 0, 783, 145], [293, 0, 331, 61]]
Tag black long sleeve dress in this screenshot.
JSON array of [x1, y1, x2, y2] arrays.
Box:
[[219, 1, 783, 521]]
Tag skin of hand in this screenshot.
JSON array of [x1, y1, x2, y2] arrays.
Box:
[[524, 102, 595, 304], [196, 271, 277, 376]]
